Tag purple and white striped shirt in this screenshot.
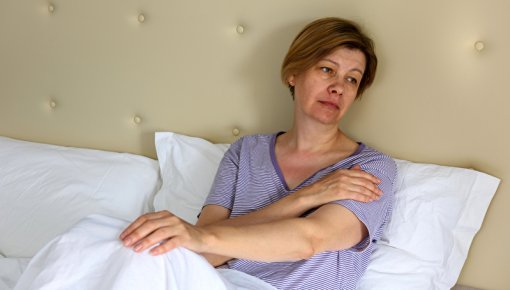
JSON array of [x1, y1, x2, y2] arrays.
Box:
[[205, 133, 396, 290]]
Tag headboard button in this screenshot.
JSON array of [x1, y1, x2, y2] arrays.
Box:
[[474, 41, 485, 52], [133, 115, 142, 124], [236, 25, 245, 34], [232, 128, 240, 136], [48, 4, 55, 13], [138, 13, 146, 23], [49, 100, 57, 109]]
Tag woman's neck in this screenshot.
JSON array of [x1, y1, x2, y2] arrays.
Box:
[[282, 124, 345, 154]]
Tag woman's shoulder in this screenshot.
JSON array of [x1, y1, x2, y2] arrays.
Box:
[[232, 132, 277, 148], [355, 143, 397, 174], [226, 133, 277, 158]]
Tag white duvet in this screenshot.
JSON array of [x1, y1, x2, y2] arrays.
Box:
[[13, 215, 275, 290]]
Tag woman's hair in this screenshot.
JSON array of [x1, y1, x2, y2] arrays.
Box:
[[281, 17, 377, 99]]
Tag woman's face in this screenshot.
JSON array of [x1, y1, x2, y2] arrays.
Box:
[[288, 46, 366, 126]]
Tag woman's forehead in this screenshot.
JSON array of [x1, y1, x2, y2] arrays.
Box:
[[320, 47, 366, 72]]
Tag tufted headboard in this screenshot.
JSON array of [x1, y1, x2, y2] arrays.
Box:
[[1, 1, 508, 288]]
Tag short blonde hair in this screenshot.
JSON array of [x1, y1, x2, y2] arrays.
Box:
[[281, 17, 377, 99]]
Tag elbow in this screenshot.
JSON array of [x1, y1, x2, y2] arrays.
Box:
[[287, 218, 336, 261], [293, 244, 316, 261], [282, 235, 318, 261], [290, 220, 329, 261], [295, 232, 324, 260]]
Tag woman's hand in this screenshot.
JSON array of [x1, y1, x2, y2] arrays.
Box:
[[119, 211, 210, 256], [298, 165, 382, 206]]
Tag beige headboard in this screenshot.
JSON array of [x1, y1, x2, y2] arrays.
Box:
[[1, 1, 508, 288]]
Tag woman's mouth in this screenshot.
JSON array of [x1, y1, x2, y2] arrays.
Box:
[[318, 100, 339, 110]]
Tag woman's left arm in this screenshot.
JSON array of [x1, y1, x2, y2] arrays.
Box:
[[120, 203, 366, 262], [198, 203, 366, 261]]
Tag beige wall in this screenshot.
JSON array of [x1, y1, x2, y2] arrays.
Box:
[[0, 1, 508, 288]]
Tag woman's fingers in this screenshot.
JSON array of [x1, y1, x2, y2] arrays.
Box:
[[344, 183, 381, 202], [346, 174, 383, 196], [120, 211, 169, 240], [120, 211, 174, 246], [131, 224, 180, 253], [149, 237, 181, 256], [319, 166, 383, 202], [327, 180, 379, 202], [119, 211, 203, 255], [351, 164, 362, 171], [127, 218, 175, 249], [347, 166, 381, 185]]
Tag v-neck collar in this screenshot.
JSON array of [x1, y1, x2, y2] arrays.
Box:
[[269, 132, 365, 191]]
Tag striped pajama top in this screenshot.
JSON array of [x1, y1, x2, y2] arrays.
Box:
[[204, 133, 396, 290]]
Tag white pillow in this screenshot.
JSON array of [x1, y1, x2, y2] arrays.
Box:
[[153, 132, 229, 224], [357, 159, 500, 290], [0, 136, 161, 258], [153, 132, 500, 289]]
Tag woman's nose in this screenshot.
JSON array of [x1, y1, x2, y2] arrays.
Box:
[[328, 78, 344, 95]]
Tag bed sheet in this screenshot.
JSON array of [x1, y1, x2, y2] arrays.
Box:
[[13, 214, 276, 290], [0, 247, 481, 290]]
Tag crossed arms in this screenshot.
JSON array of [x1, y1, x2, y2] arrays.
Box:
[[119, 165, 386, 265]]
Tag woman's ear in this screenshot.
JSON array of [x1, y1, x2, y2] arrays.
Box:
[[287, 75, 295, 87], [287, 75, 296, 100]]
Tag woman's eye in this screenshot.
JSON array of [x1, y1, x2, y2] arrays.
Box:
[[319, 67, 336, 78], [346, 77, 358, 85]]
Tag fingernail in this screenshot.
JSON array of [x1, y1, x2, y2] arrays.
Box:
[[123, 237, 132, 247], [134, 244, 143, 252]]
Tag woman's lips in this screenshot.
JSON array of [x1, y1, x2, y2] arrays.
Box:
[[318, 100, 339, 110]]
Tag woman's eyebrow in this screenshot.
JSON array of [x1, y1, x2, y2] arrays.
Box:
[[322, 58, 339, 67], [322, 58, 364, 75]]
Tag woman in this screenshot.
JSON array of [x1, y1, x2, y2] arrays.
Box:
[[120, 17, 396, 289], [15, 17, 395, 290]]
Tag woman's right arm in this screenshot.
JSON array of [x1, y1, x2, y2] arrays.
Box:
[[197, 165, 382, 266]]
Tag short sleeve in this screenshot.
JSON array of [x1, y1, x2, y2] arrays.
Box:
[[203, 138, 243, 210], [334, 154, 397, 252]]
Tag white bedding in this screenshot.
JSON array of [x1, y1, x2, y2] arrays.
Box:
[[0, 135, 501, 289], [0, 256, 29, 290], [13, 214, 275, 290], [0, 136, 160, 258]]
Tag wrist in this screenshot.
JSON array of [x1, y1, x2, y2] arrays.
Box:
[[198, 225, 220, 254], [293, 186, 320, 213]]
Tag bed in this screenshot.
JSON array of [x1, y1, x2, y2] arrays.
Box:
[[1, 1, 508, 289]]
